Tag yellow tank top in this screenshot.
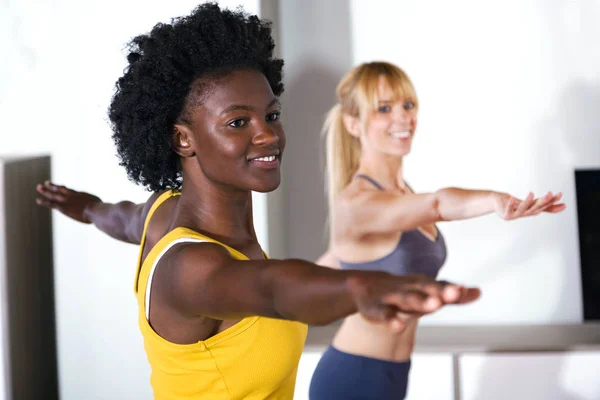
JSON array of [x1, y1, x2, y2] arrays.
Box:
[[134, 191, 308, 399]]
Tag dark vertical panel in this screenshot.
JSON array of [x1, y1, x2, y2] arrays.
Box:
[[575, 169, 600, 321], [2, 156, 59, 400]]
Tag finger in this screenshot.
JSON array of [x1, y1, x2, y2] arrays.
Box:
[[456, 287, 481, 304], [361, 304, 398, 324], [384, 289, 442, 314], [530, 192, 554, 210], [44, 180, 69, 195], [441, 283, 465, 303], [515, 192, 534, 215], [36, 184, 52, 198], [540, 192, 562, 206], [413, 280, 464, 304], [36, 197, 58, 209], [525, 192, 553, 214], [37, 185, 66, 202], [54, 184, 70, 195], [543, 203, 566, 213], [531, 198, 563, 216], [37, 184, 67, 202], [432, 281, 481, 304]]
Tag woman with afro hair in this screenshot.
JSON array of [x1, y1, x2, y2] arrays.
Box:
[[36, 3, 480, 399]]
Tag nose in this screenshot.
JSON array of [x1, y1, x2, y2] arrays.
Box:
[[393, 106, 413, 124], [252, 123, 280, 147]]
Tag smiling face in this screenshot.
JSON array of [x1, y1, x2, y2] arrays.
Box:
[[361, 75, 418, 157], [174, 69, 285, 193]]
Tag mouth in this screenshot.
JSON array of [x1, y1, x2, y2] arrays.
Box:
[[389, 131, 412, 141], [248, 152, 281, 169]]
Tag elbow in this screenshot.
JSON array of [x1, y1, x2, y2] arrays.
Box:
[[430, 192, 445, 222]]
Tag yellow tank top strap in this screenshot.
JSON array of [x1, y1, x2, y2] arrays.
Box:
[[134, 190, 181, 294]]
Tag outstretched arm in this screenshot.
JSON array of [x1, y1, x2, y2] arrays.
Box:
[[36, 181, 160, 244], [344, 188, 565, 237], [162, 243, 480, 331]]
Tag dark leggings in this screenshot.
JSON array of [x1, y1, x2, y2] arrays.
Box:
[[309, 345, 411, 400]]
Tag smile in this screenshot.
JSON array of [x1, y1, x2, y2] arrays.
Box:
[[248, 154, 280, 169], [389, 131, 411, 139], [252, 155, 277, 162]]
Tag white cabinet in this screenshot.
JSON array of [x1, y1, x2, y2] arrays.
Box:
[[459, 352, 600, 400], [406, 353, 455, 400]]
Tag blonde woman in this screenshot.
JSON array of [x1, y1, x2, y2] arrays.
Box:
[[309, 62, 565, 399]]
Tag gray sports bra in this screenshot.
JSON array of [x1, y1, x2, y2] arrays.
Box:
[[338, 174, 447, 278]]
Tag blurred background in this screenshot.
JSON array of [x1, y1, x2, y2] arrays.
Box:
[[1, 0, 599, 399]]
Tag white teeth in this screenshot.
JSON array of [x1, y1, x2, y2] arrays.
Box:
[[254, 155, 276, 162], [390, 131, 411, 139]]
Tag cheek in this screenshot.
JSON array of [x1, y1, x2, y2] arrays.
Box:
[[196, 135, 248, 172], [221, 139, 247, 157], [364, 119, 390, 140], [207, 131, 249, 157]]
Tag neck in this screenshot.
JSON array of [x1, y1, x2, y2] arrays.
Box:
[[356, 149, 405, 190], [176, 164, 256, 244]]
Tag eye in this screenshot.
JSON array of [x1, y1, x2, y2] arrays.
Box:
[[228, 118, 247, 128], [403, 102, 415, 110], [377, 105, 391, 113], [266, 111, 281, 122]]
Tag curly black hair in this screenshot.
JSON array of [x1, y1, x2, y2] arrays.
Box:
[[108, 3, 284, 191]]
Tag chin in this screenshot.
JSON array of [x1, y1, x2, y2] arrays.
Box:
[[383, 148, 411, 158], [252, 179, 281, 193]]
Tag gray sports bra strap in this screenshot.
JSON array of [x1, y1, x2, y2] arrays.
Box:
[[355, 174, 384, 191]]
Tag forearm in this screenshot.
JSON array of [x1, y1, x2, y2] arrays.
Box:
[[84, 201, 142, 244], [435, 188, 499, 221], [196, 257, 386, 326], [265, 259, 365, 325]]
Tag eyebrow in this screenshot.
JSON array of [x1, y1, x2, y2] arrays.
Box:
[[220, 98, 280, 115], [378, 99, 413, 104]]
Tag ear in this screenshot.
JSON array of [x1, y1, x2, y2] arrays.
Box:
[[172, 124, 195, 157], [342, 114, 361, 138]]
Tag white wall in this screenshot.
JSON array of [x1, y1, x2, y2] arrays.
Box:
[[0, 1, 264, 399], [277, 0, 600, 325]]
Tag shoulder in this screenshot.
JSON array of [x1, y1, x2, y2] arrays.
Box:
[[156, 240, 238, 307], [336, 180, 388, 213], [164, 239, 238, 277]]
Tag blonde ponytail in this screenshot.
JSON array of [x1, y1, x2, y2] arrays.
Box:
[[324, 104, 361, 224]]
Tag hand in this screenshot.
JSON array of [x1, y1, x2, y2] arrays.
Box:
[[347, 274, 481, 333], [492, 191, 566, 221], [36, 181, 102, 224]]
